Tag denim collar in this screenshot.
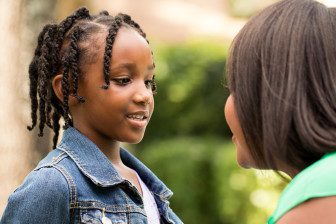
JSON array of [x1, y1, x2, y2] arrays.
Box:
[[57, 127, 173, 200]]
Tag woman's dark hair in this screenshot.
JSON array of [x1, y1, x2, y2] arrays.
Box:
[[27, 7, 156, 148], [227, 0, 336, 171]]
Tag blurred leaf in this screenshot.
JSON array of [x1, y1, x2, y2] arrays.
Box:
[[144, 41, 231, 144], [227, 0, 278, 18]]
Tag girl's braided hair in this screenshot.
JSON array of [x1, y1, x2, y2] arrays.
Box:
[[27, 7, 156, 148]]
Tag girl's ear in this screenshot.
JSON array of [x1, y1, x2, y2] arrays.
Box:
[[52, 74, 64, 102], [52, 74, 77, 106]]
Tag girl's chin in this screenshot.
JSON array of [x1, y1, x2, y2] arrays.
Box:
[[126, 140, 142, 144], [123, 135, 145, 144]]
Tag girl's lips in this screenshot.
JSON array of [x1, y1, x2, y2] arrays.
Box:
[[126, 111, 150, 129], [126, 116, 148, 129], [126, 111, 148, 129]]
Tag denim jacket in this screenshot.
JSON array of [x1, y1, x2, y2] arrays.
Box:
[[1, 127, 183, 224]]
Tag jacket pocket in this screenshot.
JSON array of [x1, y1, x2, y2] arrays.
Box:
[[80, 209, 127, 224]]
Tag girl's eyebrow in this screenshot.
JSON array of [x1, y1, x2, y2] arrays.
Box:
[[111, 63, 135, 71], [111, 63, 155, 71]]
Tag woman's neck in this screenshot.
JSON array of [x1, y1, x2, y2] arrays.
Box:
[[277, 162, 300, 178]]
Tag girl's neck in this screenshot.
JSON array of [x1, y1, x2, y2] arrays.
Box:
[[73, 125, 123, 165], [99, 141, 122, 165]]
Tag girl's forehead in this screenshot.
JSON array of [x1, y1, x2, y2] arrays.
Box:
[[81, 27, 152, 72], [110, 28, 152, 61], [86, 27, 148, 55], [114, 27, 148, 47]]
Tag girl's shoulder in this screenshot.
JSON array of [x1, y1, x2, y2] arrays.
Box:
[[10, 148, 73, 203], [1, 162, 70, 223], [21, 163, 70, 198], [17, 148, 72, 201], [269, 151, 336, 223]]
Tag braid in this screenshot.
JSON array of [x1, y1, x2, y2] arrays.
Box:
[[50, 95, 63, 148], [45, 90, 52, 128], [58, 7, 90, 41], [69, 26, 85, 103], [52, 110, 61, 148], [27, 24, 56, 131], [61, 26, 85, 128], [45, 26, 60, 129], [61, 62, 71, 129], [37, 25, 58, 137], [101, 17, 123, 89]]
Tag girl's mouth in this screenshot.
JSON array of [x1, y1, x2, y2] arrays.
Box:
[[127, 114, 147, 121], [126, 111, 149, 128]]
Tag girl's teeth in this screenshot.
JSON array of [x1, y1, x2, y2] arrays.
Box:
[[128, 115, 144, 120]]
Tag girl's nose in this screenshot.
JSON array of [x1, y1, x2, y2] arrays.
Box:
[[133, 83, 152, 105]]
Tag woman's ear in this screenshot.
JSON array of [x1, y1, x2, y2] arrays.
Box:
[[52, 74, 64, 102]]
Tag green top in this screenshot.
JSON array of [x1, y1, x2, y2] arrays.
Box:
[[267, 151, 336, 224]]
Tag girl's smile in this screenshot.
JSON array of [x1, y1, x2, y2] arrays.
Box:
[[126, 110, 150, 129]]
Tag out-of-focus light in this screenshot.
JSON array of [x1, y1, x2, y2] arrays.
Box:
[[317, 0, 336, 7]]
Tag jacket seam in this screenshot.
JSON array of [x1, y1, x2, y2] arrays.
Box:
[[34, 151, 67, 171], [52, 152, 67, 164], [53, 163, 77, 223]]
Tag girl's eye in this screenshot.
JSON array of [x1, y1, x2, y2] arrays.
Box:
[[145, 79, 154, 88], [113, 78, 131, 85], [145, 76, 157, 94]]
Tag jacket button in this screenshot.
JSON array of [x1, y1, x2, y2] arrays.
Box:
[[102, 216, 112, 224]]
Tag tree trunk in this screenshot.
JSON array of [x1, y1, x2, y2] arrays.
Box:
[[0, 0, 57, 214], [0, 0, 31, 213]]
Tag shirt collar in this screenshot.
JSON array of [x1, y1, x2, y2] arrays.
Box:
[[57, 127, 172, 200]]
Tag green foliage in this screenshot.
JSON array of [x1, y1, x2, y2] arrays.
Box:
[[143, 41, 232, 144], [136, 137, 283, 224], [227, 0, 277, 18]]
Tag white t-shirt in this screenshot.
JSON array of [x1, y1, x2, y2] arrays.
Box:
[[136, 174, 161, 224]]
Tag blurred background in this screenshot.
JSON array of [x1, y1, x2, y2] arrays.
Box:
[[0, 0, 291, 223]]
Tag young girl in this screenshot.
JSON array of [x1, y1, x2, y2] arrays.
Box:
[[0, 7, 182, 224], [224, 0, 336, 223]]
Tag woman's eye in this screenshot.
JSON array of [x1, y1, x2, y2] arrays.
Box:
[[113, 78, 131, 85]]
